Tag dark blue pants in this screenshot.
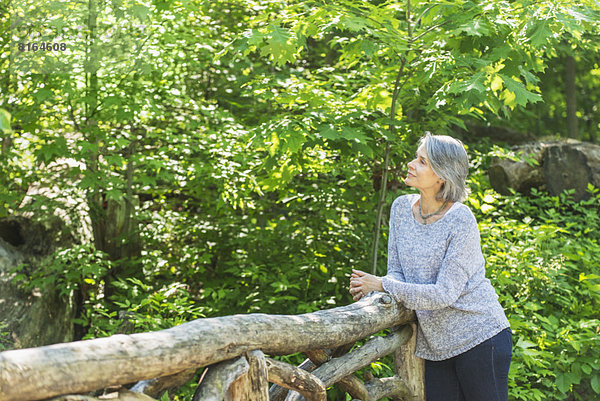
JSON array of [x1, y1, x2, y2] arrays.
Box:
[[425, 328, 512, 401]]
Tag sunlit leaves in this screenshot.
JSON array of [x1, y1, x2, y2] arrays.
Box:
[[0, 109, 10, 133], [500, 74, 543, 108], [35, 136, 68, 164], [526, 20, 554, 47], [453, 19, 493, 37], [470, 148, 600, 401], [240, 25, 301, 67], [260, 26, 299, 66], [234, 0, 599, 180]]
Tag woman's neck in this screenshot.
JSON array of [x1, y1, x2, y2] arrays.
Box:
[[418, 192, 446, 215]]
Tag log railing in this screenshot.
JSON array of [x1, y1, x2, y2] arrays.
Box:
[[0, 293, 425, 401]]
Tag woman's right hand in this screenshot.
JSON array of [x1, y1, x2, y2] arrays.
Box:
[[349, 270, 364, 301], [349, 286, 363, 301]]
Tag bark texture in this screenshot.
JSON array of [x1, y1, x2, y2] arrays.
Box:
[[393, 323, 425, 401], [269, 356, 317, 401], [364, 375, 412, 401], [266, 358, 327, 401], [0, 293, 413, 401], [192, 356, 249, 401], [130, 368, 197, 398]]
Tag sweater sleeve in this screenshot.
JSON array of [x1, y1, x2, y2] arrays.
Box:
[[381, 211, 484, 310], [386, 197, 406, 282]]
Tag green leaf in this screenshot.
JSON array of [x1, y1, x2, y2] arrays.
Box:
[[318, 124, 339, 140], [0, 109, 10, 132], [499, 75, 542, 107], [106, 189, 122, 201], [130, 4, 150, 20], [246, 29, 265, 48], [527, 20, 553, 47], [592, 375, 600, 394], [260, 26, 297, 66], [104, 96, 122, 107], [454, 19, 492, 37], [153, 0, 171, 11], [283, 131, 304, 153], [37, 136, 68, 163], [352, 141, 374, 158], [556, 372, 570, 393], [33, 89, 53, 102], [449, 72, 486, 94], [489, 43, 512, 61], [518, 66, 540, 86], [340, 127, 368, 143], [340, 15, 368, 32]]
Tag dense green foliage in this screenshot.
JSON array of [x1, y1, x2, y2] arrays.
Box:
[[469, 150, 600, 401], [1, 0, 600, 400]]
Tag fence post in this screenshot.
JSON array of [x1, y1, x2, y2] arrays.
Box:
[[393, 322, 425, 401], [235, 350, 268, 401]]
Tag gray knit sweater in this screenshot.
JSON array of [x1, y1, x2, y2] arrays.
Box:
[[381, 194, 510, 361]]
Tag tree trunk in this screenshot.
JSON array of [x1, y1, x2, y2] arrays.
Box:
[[85, 0, 103, 255], [0, 293, 414, 401], [565, 54, 578, 139]]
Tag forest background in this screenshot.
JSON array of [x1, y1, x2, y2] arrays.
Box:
[[1, 0, 600, 400]]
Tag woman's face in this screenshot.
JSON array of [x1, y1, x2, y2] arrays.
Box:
[[405, 145, 443, 193]]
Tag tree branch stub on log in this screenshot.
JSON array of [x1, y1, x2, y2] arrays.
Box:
[[364, 375, 412, 401], [269, 357, 317, 401], [0, 292, 412, 401], [265, 357, 326, 401]]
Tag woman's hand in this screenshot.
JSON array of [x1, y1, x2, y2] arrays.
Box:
[[349, 269, 384, 301]]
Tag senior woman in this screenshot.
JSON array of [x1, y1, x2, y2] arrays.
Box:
[[349, 133, 512, 401]]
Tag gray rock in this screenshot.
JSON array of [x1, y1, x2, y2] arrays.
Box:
[[0, 217, 76, 350], [489, 139, 600, 201], [488, 142, 546, 195]]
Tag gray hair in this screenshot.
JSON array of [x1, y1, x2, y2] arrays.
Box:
[[419, 132, 470, 202]]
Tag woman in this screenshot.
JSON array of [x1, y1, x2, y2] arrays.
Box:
[[349, 132, 512, 401]]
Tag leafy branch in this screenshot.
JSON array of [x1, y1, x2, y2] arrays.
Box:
[[370, 0, 414, 275]]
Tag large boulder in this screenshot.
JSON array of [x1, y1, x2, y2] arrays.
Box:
[[489, 139, 600, 201], [0, 216, 76, 349]]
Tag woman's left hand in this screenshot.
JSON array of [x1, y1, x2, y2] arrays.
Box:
[[349, 269, 384, 301]]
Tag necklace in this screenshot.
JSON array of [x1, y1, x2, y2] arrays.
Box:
[[418, 199, 449, 224]]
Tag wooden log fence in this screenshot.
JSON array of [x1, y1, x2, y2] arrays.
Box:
[[0, 292, 424, 401]]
